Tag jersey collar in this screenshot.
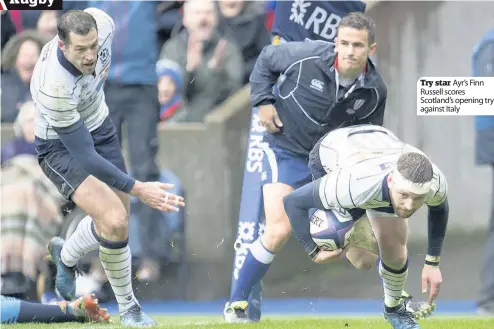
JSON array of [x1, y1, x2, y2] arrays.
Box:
[[382, 174, 391, 203], [57, 47, 82, 76]]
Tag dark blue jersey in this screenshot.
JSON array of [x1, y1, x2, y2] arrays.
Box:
[[271, 0, 366, 43]]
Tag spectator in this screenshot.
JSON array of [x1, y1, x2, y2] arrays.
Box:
[[217, 0, 270, 83], [157, 58, 186, 123], [1, 101, 64, 300], [1, 101, 37, 166], [160, 0, 244, 122], [473, 28, 494, 315], [156, 0, 185, 49], [1, 30, 46, 123]]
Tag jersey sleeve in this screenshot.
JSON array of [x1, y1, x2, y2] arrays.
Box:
[[425, 164, 448, 207], [318, 169, 356, 210]]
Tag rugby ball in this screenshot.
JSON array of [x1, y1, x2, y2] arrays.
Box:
[[309, 209, 355, 251]]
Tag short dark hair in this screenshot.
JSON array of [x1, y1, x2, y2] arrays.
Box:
[[396, 152, 434, 184], [57, 10, 97, 44], [338, 12, 376, 45]]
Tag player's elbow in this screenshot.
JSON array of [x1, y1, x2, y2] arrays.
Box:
[[282, 193, 296, 214]]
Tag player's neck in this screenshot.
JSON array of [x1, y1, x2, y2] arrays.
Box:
[[336, 67, 361, 81]]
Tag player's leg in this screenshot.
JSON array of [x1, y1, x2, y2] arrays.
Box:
[[346, 216, 379, 270], [0, 294, 110, 324], [225, 146, 311, 322], [368, 215, 420, 329], [348, 216, 435, 319], [56, 214, 100, 269], [91, 117, 157, 326], [35, 136, 102, 301]]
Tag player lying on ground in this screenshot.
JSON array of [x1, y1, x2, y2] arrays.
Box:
[[30, 8, 185, 327], [1, 293, 110, 324], [284, 124, 448, 329]]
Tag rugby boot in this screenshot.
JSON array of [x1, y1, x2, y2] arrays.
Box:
[[384, 300, 421, 329], [223, 301, 252, 323], [47, 236, 77, 301], [120, 304, 157, 327]]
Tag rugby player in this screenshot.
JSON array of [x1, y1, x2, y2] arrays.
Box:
[[30, 8, 185, 327], [284, 125, 448, 329], [1, 294, 110, 324]]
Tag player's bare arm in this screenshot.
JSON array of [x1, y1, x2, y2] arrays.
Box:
[[421, 170, 449, 305]]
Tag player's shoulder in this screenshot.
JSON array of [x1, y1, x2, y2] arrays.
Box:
[[334, 161, 389, 208], [365, 58, 387, 93], [84, 8, 115, 38], [268, 39, 333, 63]]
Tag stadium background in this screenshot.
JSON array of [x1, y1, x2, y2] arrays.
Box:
[[0, 0, 493, 316]]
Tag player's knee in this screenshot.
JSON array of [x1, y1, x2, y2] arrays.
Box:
[[350, 255, 377, 271], [100, 206, 128, 240], [380, 248, 407, 270], [263, 222, 292, 251], [347, 248, 378, 271]]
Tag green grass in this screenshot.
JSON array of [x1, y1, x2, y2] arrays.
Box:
[[7, 315, 494, 329]]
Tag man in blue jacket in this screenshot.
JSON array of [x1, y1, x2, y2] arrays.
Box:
[[225, 11, 388, 321], [472, 28, 494, 315]]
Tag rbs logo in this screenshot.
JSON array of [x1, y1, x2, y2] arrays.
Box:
[[289, 0, 342, 41]]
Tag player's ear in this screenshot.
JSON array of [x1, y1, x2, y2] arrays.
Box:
[[58, 39, 66, 52], [387, 173, 393, 187], [368, 42, 377, 56], [334, 37, 339, 52]]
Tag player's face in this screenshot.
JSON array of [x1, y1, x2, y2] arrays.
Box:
[[389, 186, 428, 219], [60, 29, 99, 75], [334, 27, 376, 78]]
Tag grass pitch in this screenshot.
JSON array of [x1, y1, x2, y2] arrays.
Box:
[[6, 315, 494, 329]]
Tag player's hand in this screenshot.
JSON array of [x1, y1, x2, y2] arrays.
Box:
[[186, 36, 203, 72], [312, 247, 349, 264], [259, 104, 283, 133], [131, 181, 185, 212], [421, 264, 443, 305]]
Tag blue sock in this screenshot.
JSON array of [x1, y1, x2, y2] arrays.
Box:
[[1, 296, 77, 324], [230, 239, 275, 303]]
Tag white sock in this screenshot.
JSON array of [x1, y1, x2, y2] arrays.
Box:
[[61, 216, 100, 267], [99, 242, 139, 314], [379, 260, 408, 308]]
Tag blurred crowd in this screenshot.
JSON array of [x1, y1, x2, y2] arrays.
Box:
[[0, 0, 277, 301]]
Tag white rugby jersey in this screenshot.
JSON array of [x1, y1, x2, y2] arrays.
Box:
[[316, 125, 448, 216], [31, 8, 115, 139]]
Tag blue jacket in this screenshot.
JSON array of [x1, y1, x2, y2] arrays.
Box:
[[473, 28, 494, 165], [88, 1, 158, 85], [271, 0, 366, 43], [250, 40, 387, 156]]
